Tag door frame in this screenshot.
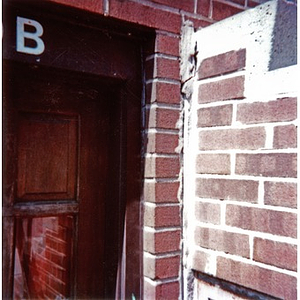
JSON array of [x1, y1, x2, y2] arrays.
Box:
[[2, 1, 154, 298]]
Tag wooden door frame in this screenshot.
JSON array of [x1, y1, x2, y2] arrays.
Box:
[[3, 1, 154, 298]]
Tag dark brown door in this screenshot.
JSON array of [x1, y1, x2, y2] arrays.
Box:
[[3, 62, 125, 299]]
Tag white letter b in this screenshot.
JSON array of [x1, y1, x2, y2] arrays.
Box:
[[16, 16, 45, 55]]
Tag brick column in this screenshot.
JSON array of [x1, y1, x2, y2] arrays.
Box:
[[143, 30, 182, 299]]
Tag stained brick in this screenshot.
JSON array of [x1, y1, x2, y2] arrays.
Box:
[[198, 49, 246, 79], [146, 132, 179, 154], [195, 201, 221, 225], [253, 238, 297, 271], [196, 153, 231, 174], [144, 181, 179, 203], [226, 204, 297, 238], [273, 124, 297, 149], [199, 127, 265, 150], [144, 279, 180, 300], [197, 104, 233, 127], [217, 257, 297, 300], [198, 76, 245, 103], [264, 181, 297, 208], [155, 33, 180, 56], [236, 153, 297, 178], [144, 229, 181, 254], [144, 204, 181, 227], [194, 227, 250, 257], [144, 254, 180, 279], [196, 178, 259, 203], [146, 81, 181, 104], [212, 1, 243, 21], [109, 0, 181, 33], [236, 98, 297, 124]]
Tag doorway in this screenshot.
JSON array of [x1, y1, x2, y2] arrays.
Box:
[[3, 62, 129, 299], [2, 2, 149, 296]]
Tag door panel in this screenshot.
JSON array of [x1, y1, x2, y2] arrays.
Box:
[[3, 62, 123, 299], [17, 112, 78, 201]]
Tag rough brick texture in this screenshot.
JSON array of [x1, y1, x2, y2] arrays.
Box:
[[264, 181, 297, 208], [198, 75, 245, 103], [144, 229, 181, 254], [49, 0, 104, 13], [156, 108, 180, 130], [196, 154, 231, 174], [156, 157, 180, 178], [196, 178, 259, 202], [197, 0, 211, 16], [194, 227, 250, 258], [273, 124, 297, 149], [236, 153, 297, 178], [198, 49, 246, 79], [144, 181, 179, 203], [144, 280, 180, 300], [217, 257, 297, 300], [199, 127, 266, 150], [145, 156, 180, 178], [146, 81, 181, 104], [155, 33, 180, 57], [144, 254, 180, 279], [146, 107, 180, 130], [151, 0, 194, 12], [237, 97, 297, 124], [197, 105, 233, 127], [253, 238, 297, 271], [195, 201, 221, 225], [147, 132, 179, 154], [110, 0, 181, 33], [212, 1, 243, 21], [146, 57, 180, 80], [191, 3, 297, 300], [192, 249, 213, 274], [226, 204, 297, 238], [144, 204, 181, 227]]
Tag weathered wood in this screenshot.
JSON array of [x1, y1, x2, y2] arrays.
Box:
[[3, 203, 79, 217]]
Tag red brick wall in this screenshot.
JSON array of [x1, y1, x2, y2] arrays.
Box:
[[192, 44, 297, 299], [45, 0, 265, 299]]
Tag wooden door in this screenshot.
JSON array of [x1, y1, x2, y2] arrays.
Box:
[[3, 62, 125, 299]]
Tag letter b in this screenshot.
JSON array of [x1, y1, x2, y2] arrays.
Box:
[[16, 16, 45, 55]]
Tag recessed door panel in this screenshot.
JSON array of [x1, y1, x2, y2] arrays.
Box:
[[17, 112, 78, 201]]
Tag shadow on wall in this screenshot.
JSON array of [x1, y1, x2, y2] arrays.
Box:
[[268, 0, 297, 70]]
